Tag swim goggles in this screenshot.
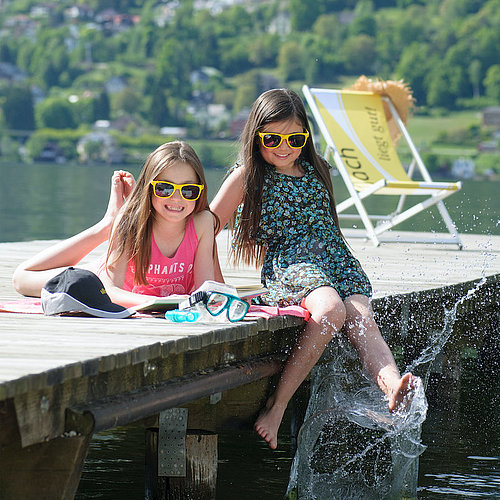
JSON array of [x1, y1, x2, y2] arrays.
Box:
[[151, 181, 204, 201], [258, 131, 309, 149], [186, 291, 249, 322]]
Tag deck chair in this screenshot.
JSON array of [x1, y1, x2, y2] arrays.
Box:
[[302, 85, 463, 248]]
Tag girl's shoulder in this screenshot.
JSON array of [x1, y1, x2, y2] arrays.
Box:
[[228, 161, 247, 176], [192, 210, 216, 237], [301, 156, 332, 176], [225, 161, 247, 187]]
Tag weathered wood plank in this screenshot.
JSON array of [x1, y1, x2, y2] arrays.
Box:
[[0, 231, 499, 448]]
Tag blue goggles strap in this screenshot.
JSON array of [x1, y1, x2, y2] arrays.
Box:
[[188, 291, 208, 307]]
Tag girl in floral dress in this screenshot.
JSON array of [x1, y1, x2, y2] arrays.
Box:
[[211, 89, 418, 450]]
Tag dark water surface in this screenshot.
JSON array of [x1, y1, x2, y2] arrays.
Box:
[[1, 162, 498, 498], [74, 363, 499, 499]]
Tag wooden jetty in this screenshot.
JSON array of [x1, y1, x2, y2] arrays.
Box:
[[0, 230, 499, 499]]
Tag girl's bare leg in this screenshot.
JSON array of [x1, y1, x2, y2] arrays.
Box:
[[255, 286, 346, 449], [343, 294, 418, 411], [12, 171, 135, 297]]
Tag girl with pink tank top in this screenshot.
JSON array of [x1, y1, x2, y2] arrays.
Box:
[[13, 142, 218, 309], [122, 217, 198, 296]]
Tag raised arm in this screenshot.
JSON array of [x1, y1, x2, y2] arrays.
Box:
[[210, 166, 246, 233]]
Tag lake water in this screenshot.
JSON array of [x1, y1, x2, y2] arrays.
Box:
[[1, 162, 498, 498], [0, 162, 499, 243]]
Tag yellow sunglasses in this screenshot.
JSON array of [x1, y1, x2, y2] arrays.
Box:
[[150, 181, 204, 201], [258, 131, 309, 149]]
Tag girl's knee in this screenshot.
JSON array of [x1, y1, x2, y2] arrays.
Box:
[[304, 288, 347, 331], [344, 295, 380, 335], [325, 300, 346, 326]]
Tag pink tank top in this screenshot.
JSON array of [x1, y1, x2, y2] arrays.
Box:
[[122, 217, 198, 296]]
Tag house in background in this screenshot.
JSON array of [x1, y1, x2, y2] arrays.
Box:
[[77, 131, 123, 164]]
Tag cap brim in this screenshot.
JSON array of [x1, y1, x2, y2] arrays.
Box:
[[41, 290, 134, 319]]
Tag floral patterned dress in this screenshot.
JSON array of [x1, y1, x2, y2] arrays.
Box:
[[236, 159, 372, 307]]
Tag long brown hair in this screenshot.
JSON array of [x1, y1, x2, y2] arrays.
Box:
[[231, 88, 341, 266], [107, 141, 218, 285]]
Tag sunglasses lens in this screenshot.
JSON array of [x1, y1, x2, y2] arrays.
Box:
[[181, 185, 201, 200], [288, 134, 307, 148], [206, 293, 228, 316], [262, 134, 281, 148], [154, 182, 174, 197], [228, 299, 248, 321]]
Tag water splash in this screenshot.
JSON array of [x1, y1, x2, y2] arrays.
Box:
[[287, 279, 488, 499], [407, 277, 487, 380]]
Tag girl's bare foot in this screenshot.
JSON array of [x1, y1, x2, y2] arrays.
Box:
[[389, 372, 418, 412], [254, 399, 286, 450]]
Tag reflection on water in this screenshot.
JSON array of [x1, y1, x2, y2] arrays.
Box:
[[419, 393, 500, 499], [76, 424, 295, 500]]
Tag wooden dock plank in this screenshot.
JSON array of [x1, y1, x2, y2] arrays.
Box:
[[1, 232, 499, 389], [0, 230, 499, 442]]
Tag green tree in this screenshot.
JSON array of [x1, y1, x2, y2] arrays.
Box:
[[341, 35, 376, 75], [349, 14, 377, 37], [469, 59, 482, 98], [114, 87, 142, 116], [278, 41, 304, 82], [2, 86, 35, 131], [72, 96, 95, 125], [155, 39, 193, 100], [214, 5, 255, 37], [191, 11, 220, 68], [233, 81, 258, 112], [248, 34, 280, 68], [93, 91, 110, 121], [395, 42, 432, 104], [218, 37, 252, 76], [313, 13, 344, 43], [149, 89, 169, 127], [82, 139, 104, 163], [15, 39, 36, 73], [36, 97, 75, 129], [475, 153, 500, 176], [24, 133, 49, 160], [289, 0, 321, 31], [426, 67, 455, 108], [483, 64, 500, 101], [0, 42, 13, 63], [40, 62, 59, 90]]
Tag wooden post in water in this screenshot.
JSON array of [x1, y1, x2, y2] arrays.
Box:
[[145, 428, 218, 500], [0, 398, 92, 500]]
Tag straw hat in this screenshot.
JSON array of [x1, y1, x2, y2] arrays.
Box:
[[347, 75, 415, 144]]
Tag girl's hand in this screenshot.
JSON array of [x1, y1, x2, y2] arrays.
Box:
[[115, 170, 136, 200]]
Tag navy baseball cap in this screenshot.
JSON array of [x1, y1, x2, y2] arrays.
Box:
[[41, 267, 133, 319]]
